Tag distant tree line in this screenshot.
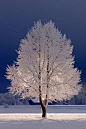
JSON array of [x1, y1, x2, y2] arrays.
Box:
[[0, 93, 29, 105], [0, 87, 86, 105]]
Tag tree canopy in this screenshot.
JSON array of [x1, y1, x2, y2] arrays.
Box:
[[6, 21, 82, 102]]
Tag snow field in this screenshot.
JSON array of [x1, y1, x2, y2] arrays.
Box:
[[0, 114, 86, 129], [0, 106, 86, 129], [0, 113, 86, 121]]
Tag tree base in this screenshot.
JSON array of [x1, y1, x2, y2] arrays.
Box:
[[41, 105, 47, 118]]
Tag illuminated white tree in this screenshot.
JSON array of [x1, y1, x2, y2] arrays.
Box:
[[6, 21, 82, 117]]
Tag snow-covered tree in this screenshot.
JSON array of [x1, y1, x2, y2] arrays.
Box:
[[6, 21, 82, 117]]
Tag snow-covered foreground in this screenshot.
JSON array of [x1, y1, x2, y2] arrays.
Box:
[[0, 105, 86, 129]]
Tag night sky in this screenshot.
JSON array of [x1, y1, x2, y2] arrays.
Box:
[[0, 0, 86, 93]]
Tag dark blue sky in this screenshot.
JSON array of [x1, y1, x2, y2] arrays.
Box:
[[0, 0, 86, 93]]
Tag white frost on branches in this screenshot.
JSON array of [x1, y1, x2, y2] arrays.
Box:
[[6, 21, 82, 102]]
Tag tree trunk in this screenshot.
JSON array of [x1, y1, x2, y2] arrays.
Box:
[[41, 104, 47, 118], [39, 96, 47, 118]]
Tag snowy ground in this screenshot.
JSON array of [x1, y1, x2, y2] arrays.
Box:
[[0, 105, 86, 129]]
